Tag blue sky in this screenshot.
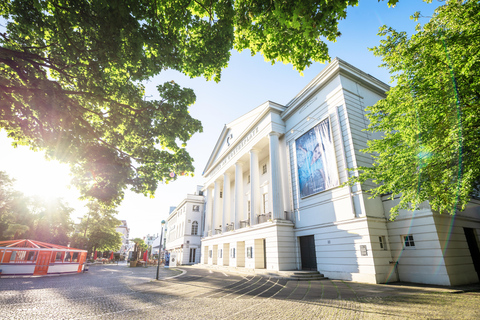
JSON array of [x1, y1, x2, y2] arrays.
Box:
[[0, 0, 441, 238]]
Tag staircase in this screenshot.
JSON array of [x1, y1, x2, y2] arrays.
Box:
[[288, 271, 327, 281]]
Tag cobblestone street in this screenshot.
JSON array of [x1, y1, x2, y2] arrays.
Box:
[[1, 263, 479, 319]]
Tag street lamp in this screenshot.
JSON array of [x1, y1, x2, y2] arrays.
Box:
[[156, 220, 166, 280]]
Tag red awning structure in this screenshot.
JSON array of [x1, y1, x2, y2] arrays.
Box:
[[0, 239, 81, 250], [0, 239, 87, 277]]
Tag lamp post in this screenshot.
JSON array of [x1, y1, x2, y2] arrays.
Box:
[[156, 220, 166, 280]]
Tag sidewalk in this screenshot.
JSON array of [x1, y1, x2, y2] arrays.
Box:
[[187, 263, 480, 295]]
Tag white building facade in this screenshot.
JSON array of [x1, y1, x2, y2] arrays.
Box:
[[200, 58, 480, 286], [165, 186, 204, 266], [116, 220, 130, 259]]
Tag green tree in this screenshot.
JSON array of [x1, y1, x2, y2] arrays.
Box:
[[0, 171, 32, 240], [69, 233, 88, 250], [30, 197, 74, 245], [131, 237, 147, 261], [352, 0, 480, 218], [82, 201, 122, 252], [0, 0, 375, 206], [0, 171, 75, 243]]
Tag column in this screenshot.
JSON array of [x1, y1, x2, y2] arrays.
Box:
[[269, 132, 284, 219], [204, 186, 213, 237], [234, 161, 244, 230], [249, 148, 261, 226], [222, 173, 231, 233], [213, 179, 222, 234]]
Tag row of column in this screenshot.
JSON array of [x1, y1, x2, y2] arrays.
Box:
[[204, 132, 284, 236]]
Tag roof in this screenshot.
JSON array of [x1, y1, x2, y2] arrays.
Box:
[[0, 239, 85, 251]]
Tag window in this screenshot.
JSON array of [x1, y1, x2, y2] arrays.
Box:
[[220, 191, 223, 198], [218, 249, 222, 258], [262, 164, 267, 174], [403, 235, 415, 249], [191, 221, 198, 235], [379, 236, 387, 250], [231, 248, 236, 258], [247, 200, 251, 217], [263, 193, 269, 214], [247, 247, 253, 259], [248, 175, 250, 184], [9, 251, 17, 261], [26, 251, 36, 261], [65, 252, 72, 262], [193, 205, 200, 212], [72, 252, 79, 262], [209, 250, 212, 258]]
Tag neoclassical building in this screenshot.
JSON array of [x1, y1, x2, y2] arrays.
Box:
[[200, 58, 480, 286], [165, 186, 204, 266]]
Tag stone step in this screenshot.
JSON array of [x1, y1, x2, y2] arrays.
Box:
[[281, 270, 328, 281], [291, 273, 327, 281]]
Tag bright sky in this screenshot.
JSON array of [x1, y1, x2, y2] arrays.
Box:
[[0, 1, 441, 239]]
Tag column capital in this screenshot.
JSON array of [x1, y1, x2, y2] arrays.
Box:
[[249, 148, 260, 154], [235, 160, 244, 166], [268, 131, 282, 137]]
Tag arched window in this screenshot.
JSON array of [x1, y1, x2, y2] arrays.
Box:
[[191, 221, 198, 235]]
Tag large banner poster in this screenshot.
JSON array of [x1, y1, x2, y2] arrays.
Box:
[[295, 117, 339, 198]]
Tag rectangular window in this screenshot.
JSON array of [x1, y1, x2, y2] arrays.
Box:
[[231, 248, 236, 258], [27, 251, 36, 261], [209, 250, 212, 258], [263, 193, 269, 214], [379, 236, 387, 250], [191, 221, 198, 235], [220, 191, 223, 198], [247, 200, 251, 217], [218, 249, 222, 258], [248, 175, 250, 184], [262, 164, 267, 174], [56, 251, 64, 261], [403, 235, 415, 249], [9, 251, 17, 261], [247, 247, 253, 259]]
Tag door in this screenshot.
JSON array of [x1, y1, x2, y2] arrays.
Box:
[[189, 248, 196, 263], [34, 251, 51, 275], [464, 228, 480, 280], [299, 235, 317, 271], [78, 252, 87, 273]]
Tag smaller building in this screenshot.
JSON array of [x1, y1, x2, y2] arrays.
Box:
[[115, 220, 130, 259], [165, 186, 204, 265]]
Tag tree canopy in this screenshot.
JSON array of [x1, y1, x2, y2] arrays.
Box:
[[353, 0, 480, 218], [73, 201, 122, 252], [0, 0, 380, 206], [0, 171, 74, 243]]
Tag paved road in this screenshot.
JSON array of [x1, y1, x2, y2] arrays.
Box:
[[0, 263, 479, 319]]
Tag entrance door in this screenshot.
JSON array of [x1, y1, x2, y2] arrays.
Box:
[[464, 228, 480, 280], [189, 248, 196, 263], [34, 251, 51, 275], [299, 235, 317, 271]]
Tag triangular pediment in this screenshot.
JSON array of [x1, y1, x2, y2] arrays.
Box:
[[203, 102, 274, 175]]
